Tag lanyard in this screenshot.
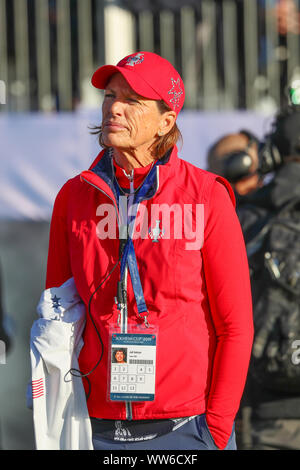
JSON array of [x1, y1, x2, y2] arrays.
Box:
[[114, 162, 158, 322]]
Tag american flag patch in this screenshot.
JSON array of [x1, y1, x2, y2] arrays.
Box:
[[32, 378, 44, 399]]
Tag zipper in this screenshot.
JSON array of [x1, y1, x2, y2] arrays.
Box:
[[82, 174, 133, 419], [122, 266, 133, 420], [122, 169, 160, 421], [125, 178, 134, 420], [82, 164, 161, 421], [81, 175, 121, 225]]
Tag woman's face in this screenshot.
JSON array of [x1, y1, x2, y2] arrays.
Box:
[[101, 73, 164, 154]]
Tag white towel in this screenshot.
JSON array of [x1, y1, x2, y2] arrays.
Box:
[[28, 277, 93, 450]]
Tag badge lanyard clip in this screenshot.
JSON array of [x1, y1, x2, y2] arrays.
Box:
[[114, 162, 158, 328]]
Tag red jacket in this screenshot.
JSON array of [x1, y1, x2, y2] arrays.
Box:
[[46, 146, 254, 449]]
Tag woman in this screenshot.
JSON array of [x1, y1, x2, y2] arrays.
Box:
[[45, 51, 254, 450]]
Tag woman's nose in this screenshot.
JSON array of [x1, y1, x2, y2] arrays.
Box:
[[109, 98, 124, 116]]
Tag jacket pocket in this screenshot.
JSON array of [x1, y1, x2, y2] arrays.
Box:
[[195, 414, 218, 450], [197, 414, 237, 450]]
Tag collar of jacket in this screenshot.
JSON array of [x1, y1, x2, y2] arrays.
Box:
[[80, 145, 180, 203]]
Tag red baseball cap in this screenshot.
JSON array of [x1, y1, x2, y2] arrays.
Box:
[[91, 51, 185, 115]]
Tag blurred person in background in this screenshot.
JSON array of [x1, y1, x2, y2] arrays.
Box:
[[206, 129, 263, 448], [234, 105, 300, 450], [31, 51, 254, 451], [274, 0, 300, 35], [206, 130, 263, 199]]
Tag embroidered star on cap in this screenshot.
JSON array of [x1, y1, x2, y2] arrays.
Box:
[[168, 78, 184, 110]]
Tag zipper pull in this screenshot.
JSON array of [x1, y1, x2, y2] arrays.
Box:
[[123, 169, 134, 181]]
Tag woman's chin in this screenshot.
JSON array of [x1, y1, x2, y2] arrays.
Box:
[[102, 134, 127, 150]]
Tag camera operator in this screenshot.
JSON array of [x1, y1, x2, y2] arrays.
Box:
[[236, 105, 300, 450], [207, 105, 300, 449]]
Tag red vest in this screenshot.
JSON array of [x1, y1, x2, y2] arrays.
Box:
[[46, 146, 253, 449]]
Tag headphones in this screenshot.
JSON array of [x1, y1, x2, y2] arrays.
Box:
[[208, 130, 260, 183]]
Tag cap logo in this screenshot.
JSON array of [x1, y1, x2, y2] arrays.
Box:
[[125, 53, 144, 67], [168, 78, 183, 110]]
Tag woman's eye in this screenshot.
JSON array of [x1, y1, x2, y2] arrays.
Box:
[[104, 93, 115, 99], [127, 98, 139, 103]]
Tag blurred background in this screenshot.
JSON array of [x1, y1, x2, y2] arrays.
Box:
[[0, 0, 300, 450]]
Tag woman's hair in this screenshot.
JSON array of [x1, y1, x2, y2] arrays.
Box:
[[154, 100, 183, 159], [90, 100, 182, 160]]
